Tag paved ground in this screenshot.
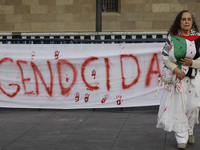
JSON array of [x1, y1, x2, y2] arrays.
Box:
[[0, 106, 200, 150]]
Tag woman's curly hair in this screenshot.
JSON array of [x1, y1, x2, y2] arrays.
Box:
[[168, 10, 199, 35]]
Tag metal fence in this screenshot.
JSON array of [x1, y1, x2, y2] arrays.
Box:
[[0, 38, 167, 44], [0, 31, 168, 44]]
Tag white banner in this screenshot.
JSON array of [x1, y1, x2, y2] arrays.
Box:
[[0, 43, 165, 109]]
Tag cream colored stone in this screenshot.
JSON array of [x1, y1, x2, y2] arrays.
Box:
[[126, 13, 144, 21], [0, 14, 6, 23], [22, 0, 39, 5], [170, 4, 188, 12], [135, 4, 152, 12], [6, 0, 22, 5], [121, 4, 135, 13], [73, 0, 94, 6], [123, 4, 151, 13], [22, 14, 40, 22], [135, 21, 152, 29], [39, 0, 55, 5], [80, 22, 95, 31], [71, 4, 81, 13], [31, 6, 48, 14], [56, 0, 73, 5], [152, 4, 170, 12], [187, 4, 199, 12], [197, 21, 200, 29], [0, 6, 14, 14], [121, 21, 135, 31], [14, 5, 30, 14], [144, 13, 162, 21], [126, 0, 145, 4], [48, 5, 65, 14], [73, 13, 95, 22], [102, 14, 118, 21], [191, 12, 197, 18], [152, 21, 173, 29], [162, 0, 178, 3], [31, 22, 48, 31], [180, 0, 196, 2], [65, 22, 82, 31], [15, 23, 31, 31], [40, 14, 56, 22], [197, 12, 200, 21], [65, 5, 74, 13], [81, 4, 94, 13], [56, 14, 73, 22], [0, 0, 5, 5], [5, 0, 18, 5], [103, 21, 121, 31], [0, 23, 14, 31], [145, 0, 161, 3], [48, 22, 65, 31], [6, 14, 22, 23], [162, 12, 177, 21]]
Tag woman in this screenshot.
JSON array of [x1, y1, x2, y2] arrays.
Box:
[[156, 10, 200, 150]]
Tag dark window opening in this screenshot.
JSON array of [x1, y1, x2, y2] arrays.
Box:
[[102, 0, 118, 12]]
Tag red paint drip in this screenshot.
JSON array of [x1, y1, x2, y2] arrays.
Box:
[[145, 53, 161, 87], [120, 54, 141, 89], [81, 57, 99, 91], [16, 60, 35, 95], [31, 61, 54, 97], [104, 58, 110, 91], [57, 59, 77, 96], [0, 58, 20, 98]]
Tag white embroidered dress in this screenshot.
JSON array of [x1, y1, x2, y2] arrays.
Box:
[[156, 30, 200, 133]]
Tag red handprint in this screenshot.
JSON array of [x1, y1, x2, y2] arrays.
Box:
[[116, 100, 121, 105], [116, 95, 123, 105], [75, 92, 80, 102], [91, 69, 96, 79], [31, 51, 35, 59], [101, 94, 109, 104], [54, 50, 60, 59], [84, 93, 90, 103]]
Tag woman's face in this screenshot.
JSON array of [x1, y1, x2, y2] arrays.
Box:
[[180, 12, 193, 32]]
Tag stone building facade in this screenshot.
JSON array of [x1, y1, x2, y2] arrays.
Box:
[[0, 0, 199, 33]]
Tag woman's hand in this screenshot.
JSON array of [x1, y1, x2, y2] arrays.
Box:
[[173, 67, 186, 80], [180, 57, 193, 66]]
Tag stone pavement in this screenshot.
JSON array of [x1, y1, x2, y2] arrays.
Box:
[[0, 106, 200, 150]]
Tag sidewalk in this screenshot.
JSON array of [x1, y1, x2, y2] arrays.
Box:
[[0, 106, 199, 150]]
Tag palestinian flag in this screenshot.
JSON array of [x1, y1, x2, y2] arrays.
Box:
[[168, 35, 200, 77]]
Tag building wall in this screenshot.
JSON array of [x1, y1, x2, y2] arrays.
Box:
[[0, 0, 199, 33]]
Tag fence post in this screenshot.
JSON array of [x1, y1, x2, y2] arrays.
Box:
[[96, 0, 102, 40]]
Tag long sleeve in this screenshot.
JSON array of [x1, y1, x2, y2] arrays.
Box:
[[189, 30, 200, 69], [191, 59, 200, 69], [162, 34, 178, 71], [165, 60, 177, 71]]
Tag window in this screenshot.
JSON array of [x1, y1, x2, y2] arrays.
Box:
[[102, 0, 118, 12]]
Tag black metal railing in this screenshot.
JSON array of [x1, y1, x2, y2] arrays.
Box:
[[0, 38, 167, 44]]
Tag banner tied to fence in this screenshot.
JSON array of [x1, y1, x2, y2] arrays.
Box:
[[0, 43, 164, 109]]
